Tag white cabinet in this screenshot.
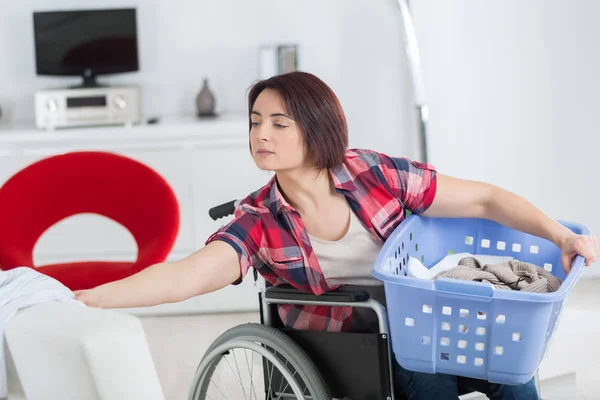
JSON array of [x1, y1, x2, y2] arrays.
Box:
[[119, 148, 197, 254], [0, 116, 268, 314], [191, 146, 272, 247]]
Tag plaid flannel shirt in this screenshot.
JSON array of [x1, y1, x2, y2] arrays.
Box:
[[206, 148, 437, 332]]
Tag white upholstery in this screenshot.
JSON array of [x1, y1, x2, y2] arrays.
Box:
[[4, 302, 165, 400]]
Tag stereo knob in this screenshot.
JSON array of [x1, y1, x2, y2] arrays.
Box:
[[114, 95, 128, 109], [46, 98, 59, 113]]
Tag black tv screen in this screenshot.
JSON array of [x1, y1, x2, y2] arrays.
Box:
[[33, 8, 138, 81]]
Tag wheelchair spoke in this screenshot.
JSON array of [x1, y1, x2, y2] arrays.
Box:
[[275, 370, 295, 400], [262, 345, 306, 400], [267, 358, 276, 399], [278, 354, 305, 398], [209, 364, 229, 399], [243, 348, 258, 400], [207, 379, 225, 399], [223, 352, 250, 400], [231, 350, 250, 400], [273, 349, 284, 396], [274, 350, 297, 399]]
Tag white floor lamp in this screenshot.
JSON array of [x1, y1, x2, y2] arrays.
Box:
[[394, 0, 429, 163]]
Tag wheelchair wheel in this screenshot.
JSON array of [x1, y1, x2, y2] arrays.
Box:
[[188, 323, 330, 400]]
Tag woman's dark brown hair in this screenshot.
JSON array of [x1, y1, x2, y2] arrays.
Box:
[[247, 71, 348, 170]]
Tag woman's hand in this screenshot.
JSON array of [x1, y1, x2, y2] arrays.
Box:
[[558, 232, 598, 273], [73, 287, 107, 308]]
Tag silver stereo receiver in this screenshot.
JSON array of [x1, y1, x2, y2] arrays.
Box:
[[35, 86, 141, 129]]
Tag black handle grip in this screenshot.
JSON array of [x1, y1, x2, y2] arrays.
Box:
[[209, 200, 237, 221]]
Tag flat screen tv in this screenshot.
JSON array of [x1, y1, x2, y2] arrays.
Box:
[[33, 8, 139, 87]]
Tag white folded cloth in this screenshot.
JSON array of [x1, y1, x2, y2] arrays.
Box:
[[0, 267, 83, 398], [406, 252, 515, 280]]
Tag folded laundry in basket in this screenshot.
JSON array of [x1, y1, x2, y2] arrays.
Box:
[[429, 253, 514, 275], [406, 257, 436, 279], [0, 267, 84, 398], [433, 257, 562, 293], [406, 253, 513, 280]]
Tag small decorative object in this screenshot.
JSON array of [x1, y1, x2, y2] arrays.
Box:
[[259, 44, 298, 79], [277, 44, 298, 74], [196, 78, 216, 117]]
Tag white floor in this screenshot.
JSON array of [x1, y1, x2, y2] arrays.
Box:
[[140, 310, 259, 399], [139, 279, 600, 400]]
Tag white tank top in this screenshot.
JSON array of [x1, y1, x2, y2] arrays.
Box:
[[308, 210, 383, 287]]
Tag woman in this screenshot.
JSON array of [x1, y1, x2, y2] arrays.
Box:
[[76, 71, 597, 399]]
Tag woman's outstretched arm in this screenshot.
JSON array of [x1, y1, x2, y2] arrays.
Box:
[[422, 174, 598, 273], [74, 241, 241, 308]]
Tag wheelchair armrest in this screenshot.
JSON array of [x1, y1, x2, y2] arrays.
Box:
[[264, 284, 370, 303]]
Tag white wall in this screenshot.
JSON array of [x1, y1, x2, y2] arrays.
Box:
[[411, 0, 600, 277], [1, 0, 597, 276], [0, 0, 419, 157]]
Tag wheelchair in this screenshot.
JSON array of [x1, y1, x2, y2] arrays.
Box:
[[188, 277, 397, 399], [187, 201, 530, 400]]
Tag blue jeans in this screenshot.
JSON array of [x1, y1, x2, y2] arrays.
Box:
[[394, 363, 539, 400]]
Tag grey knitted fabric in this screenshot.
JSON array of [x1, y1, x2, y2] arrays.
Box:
[[433, 257, 562, 293]]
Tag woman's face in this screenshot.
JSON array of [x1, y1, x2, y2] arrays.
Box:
[[249, 89, 306, 172]]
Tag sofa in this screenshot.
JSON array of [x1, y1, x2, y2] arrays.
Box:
[[4, 302, 165, 400]]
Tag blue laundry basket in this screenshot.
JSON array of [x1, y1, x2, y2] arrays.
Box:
[[372, 214, 590, 385]]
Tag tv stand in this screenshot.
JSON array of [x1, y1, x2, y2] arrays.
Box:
[[69, 72, 107, 89]]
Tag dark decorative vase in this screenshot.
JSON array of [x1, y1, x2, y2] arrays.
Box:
[[196, 78, 216, 117]]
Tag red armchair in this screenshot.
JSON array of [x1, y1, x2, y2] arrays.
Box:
[[0, 151, 180, 290]]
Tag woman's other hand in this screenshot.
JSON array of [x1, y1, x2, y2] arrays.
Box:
[[559, 232, 598, 273]]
